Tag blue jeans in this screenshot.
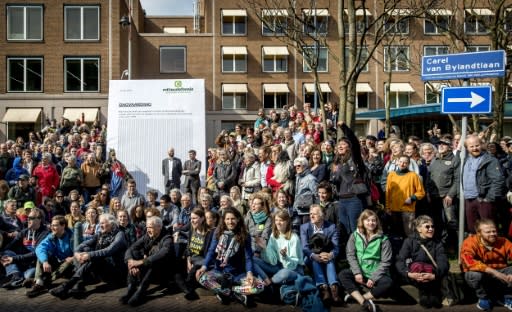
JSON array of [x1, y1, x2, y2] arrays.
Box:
[[338, 196, 363, 234], [311, 259, 338, 287], [253, 257, 303, 284], [2, 250, 36, 279]]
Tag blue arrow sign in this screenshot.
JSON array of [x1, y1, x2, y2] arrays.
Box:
[[441, 86, 492, 114], [422, 50, 506, 81]]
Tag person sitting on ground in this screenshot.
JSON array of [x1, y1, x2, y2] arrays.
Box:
[[395, 215, 449, 308], [1, 208, 49, 289], [49, 213, 128, 299], [196, 207, 265, 307], [26, 215, 74, 298], [461, 218, 512, 311], [120, 216, 173, 306], [339, 209, 393, 312]]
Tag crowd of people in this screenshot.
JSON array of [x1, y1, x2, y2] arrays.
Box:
[[1, 107, 512, 312]]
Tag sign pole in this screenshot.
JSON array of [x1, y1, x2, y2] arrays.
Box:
[[458, 79, 468, 264]]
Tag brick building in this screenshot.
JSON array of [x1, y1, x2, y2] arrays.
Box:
[[1, 0, 511, 144]]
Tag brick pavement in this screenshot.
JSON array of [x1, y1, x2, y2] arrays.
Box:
[[0, 283, 510, 312]]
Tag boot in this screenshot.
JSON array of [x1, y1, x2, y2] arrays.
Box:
[[319, 284, 331, 303], [49, 277, 79, 299], [330, 284, 342, 305], [127, 286, 145, 306], [68, 280, 86, 296], [119, 283, 137, 304]]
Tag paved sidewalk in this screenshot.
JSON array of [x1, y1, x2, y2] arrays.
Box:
[[0, 283, 509, 312]]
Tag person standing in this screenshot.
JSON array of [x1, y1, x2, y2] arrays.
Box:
[[462, 135, 505, 233], [182, 150, 201, 205], [162, 147, 182, 194], [31, 153, 60, 200]]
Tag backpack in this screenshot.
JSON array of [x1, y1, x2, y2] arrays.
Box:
[[279, 283, 300, 306]]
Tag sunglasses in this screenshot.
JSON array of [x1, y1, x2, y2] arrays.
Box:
[[424, 225, 435, 230]]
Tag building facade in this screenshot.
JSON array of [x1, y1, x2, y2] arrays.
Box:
[[1, 0, 511, 144]]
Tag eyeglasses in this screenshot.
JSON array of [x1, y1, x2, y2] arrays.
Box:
[[424, 225, 435, 230], [28, 216, 40, 220], [56, 195, 64, 198]]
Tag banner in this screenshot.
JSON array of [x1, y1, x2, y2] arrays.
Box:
[[107, 79, 206, 197]]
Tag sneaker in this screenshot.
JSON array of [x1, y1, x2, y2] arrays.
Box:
[[361, 299, 377, 312], [477, 298, 492, 311], [504, 297, 512, 311], [232, 292, 248, 307], [216, 293, 230, 305], [26, 284, 47, 298], [9, 276, 25, 289], [344, 293, 355, 303]]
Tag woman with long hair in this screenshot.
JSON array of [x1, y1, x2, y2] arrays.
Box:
[[130, 204, 146, 239], [244, 192, 272, 273], [108, 197, 122, 216], [0, 180, 10, 214], [73, 206, 101, 250], [253, 210, 304, 287], [310, 148, 328, 183], [196, 208, 264, 307], [339, 210, 393, 312]]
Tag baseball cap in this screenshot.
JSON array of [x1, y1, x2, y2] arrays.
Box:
[[438, 138, 451, 145], [18, 174, 29, 181], [24, 201, 35, 209]]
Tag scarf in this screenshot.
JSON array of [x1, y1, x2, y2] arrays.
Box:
[[252, 211, 268, 224], [215, 230, 240, 267], [97, 227, 119, 250]]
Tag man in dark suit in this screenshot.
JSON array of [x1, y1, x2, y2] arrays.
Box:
[[182, 150, 201, 204], [162, 147, 182, 194]]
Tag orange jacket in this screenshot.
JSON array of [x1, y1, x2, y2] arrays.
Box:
[[460, 234, 512, 272], [385, 171, 425, 213]]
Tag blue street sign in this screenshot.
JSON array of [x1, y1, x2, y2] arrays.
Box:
[[441, 86, 492, 114], [422, 50, 506, 81]]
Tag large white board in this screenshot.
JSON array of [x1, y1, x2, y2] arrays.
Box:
[[107, 79, 206, 196]]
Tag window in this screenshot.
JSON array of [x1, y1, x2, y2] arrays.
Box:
[[384, 9, 410, 34], [7, 5, 43, 40], [506, 84, 512, 102], [7, 57, 43, 92], [263, 84, 289, 109], [344, 9, 371, 34], [466, 45, 490, 52], [303, 46, 328, 72], [465, 9, 491, 34], [160, 47, 186, 73], [65, 6, 99, 40], [303, 9, 329, 35], [304, 83, 331, 106], [424, 45, 449, 56], [386, 83, 413, 108], [424, 10, 451, 34], [262, 9, 288, 36], [357, 93, 369, 109], [222, 47, 247, 73], [425, 83, 448, 104], [344, 46, 369, 72], [384, 46, 410, 72], [262, 47, 288, 72], [506, 9, 512, 31], [64, 57, 100, 92], [222, 84, 247, 109], [222, 9, 247, 35]]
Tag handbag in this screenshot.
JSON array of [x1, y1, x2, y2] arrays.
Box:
[[351, 177, 368, 195], [409, 262, 435, 273], [295, 193, 314, 215]]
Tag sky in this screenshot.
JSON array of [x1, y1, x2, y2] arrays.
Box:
[[139, 0, 195, 16]]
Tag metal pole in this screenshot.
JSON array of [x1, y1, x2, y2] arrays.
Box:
[[128, 0, 132, 80], [458, 79, 469, 264]]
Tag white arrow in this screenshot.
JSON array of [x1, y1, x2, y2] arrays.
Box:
[[447, 92, 485, 108]]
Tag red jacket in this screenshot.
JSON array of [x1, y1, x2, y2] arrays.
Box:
[[461, 234, 512, 272], [32, 164, 60, 198]]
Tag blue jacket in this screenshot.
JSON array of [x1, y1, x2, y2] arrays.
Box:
[[35, 228, 74, 263], [300, 220, 339, 259], [203, 230, 254, 277]]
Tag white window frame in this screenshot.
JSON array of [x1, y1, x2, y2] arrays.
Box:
[[424, 83, 448, 104], [7, 57, 43, 92], [263, 92, 288, 109], [262, 48, 288, 73], [222, 49, 247, 73], [303, 46, 328, 72], [222, 92, 247, 110], [222, 13, 247, 35], [424, 13, 450, 35], [356, 92, 369, 109], [424, 45, 449, 56], [344, 46, 369, 72], [303, 10, 329, 35], [384, 46, 410, 72], [7, 5, 43, 41], [385, 90, 410, 108], [160, 46, 187, 73], [64, 5, 100, 41], [464, 11, 490, 35], [262, 9, 287, 36], [384, 14, 409, 34], [465, 45, 490, 53], [64, 57, 100, 92]]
